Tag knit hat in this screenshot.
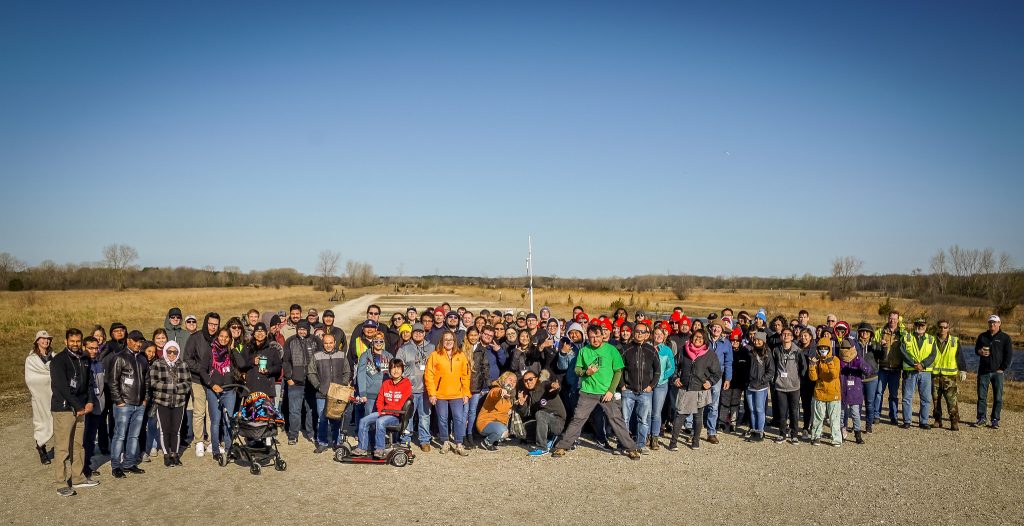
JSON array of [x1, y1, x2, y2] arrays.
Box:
[[755, 310, 767, 322], [253, 322, 268, 333], [730, 328, 743, 341], [297, 320, 311, 331], [620, 322, 633, 333], [751, 331, 767, 342], [399, 323, 413, 335], [322, 309, 335, 318], [857, 322, 874, 334], [679, 316, 691, 327], [167, 307, 182, 318], [269, 315, 282, 326]]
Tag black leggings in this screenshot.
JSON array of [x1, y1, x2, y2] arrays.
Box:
[[157, 405, 186, 455], [777, 390, 801, 436], [670, 411, 703, 445]]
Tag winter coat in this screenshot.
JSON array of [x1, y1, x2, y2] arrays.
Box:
[[675, 348, 723, 392], [109, 349, 149, 406], [772, 345, 807, 392], [395, 340, 434, 394], [975, 330, 1014, 375], [307, 349, 353, 399], [423, 350, 471, 400], [282, 333, 323, 385], [355, 350, 394, 400], [746, 347, 776, 391], [516, 375, 566, 422], [621, 341, 661, 393], [468, 343, 491, 393], [730, 345, 752, 391], [808, 348, 841, 402], [163, 316, 190, 347], [240, 340, 283, 396], [475, 382, 514, 433], [50, 348, 91, 413], [183, 314, 218, 385], [838, 354, 873, 406], [147, 358, 191, 408]]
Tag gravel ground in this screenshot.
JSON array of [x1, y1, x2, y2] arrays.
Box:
[[4, 295, 1019, 524], [2, 404, 1019, 525]]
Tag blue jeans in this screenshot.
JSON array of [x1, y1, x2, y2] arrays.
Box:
[[651, 382, 669, 438], [286, 383, 315, 440], [111, 404, 145, 469], [621, 390, 653, 446], [701, 379, 723, 435], [435, 398, 466, 444], [862, 378, 879, 423], [315, 398, 343, 447], [977, 372, 1005, 422], [357, 412, 399, 451], [145, 413, 160, 453], [481, 421, 507, 446], [901, 371, 932, 426], [405, 392, 432, 445], [206, 389, 237, 455], [745, 389, 768, 432], [876, 369, 901, 422], [466, 391, 485, 438]]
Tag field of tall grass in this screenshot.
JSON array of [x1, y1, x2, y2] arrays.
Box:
[[0, 286, 349, 400]]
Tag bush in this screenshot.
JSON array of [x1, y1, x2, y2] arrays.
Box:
[[610, 298, 626, 310], [878, 297, 894, 317], [8, 278, 24, 291]]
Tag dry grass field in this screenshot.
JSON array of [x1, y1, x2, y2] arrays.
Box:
[[0, 286, 356, 400]]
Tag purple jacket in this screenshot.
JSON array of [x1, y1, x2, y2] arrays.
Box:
[[839, 355, 873, 405]]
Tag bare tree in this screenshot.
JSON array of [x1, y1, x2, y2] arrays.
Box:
[[831, 256, 864, 293], [345, 260, 376, 288], [316, 250, 341, 291], [929, 249, 949, 295], [0, 252, 27, 289], [102, 244, 139, 290]]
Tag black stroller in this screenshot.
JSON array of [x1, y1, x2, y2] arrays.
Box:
[[218, 384, 287, 475]]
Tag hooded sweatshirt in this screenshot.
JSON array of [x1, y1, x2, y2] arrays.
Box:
[[553, 323, 585, 388], [395, 339, 434, 394], [184, 313, 219, 385], [772, 343, 807, 392], [164, 310, 190, 347], [838, 346, 873, 406], [282, 320, 324, 385]]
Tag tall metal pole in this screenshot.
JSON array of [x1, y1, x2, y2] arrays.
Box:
[[527, 235, 534, 314]]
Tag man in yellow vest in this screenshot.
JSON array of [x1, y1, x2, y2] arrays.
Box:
[[931, 320, 967, 431], [899, 319, 937, 429]]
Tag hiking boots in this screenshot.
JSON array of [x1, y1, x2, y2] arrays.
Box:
[[37, 444, 51, 465], [627, 449, 641, 460], [707, 435, 719, 445], [420, 443, 431, 453], [854, 431, 864, 444], [690, 435, 700, 450], [950, 418, 960, 431], [551, 448, 567, 458]]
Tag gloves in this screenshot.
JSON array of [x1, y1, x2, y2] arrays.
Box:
[[959, 371, 967, 382]]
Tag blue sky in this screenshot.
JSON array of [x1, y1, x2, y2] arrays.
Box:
[[2, 1, 1022, 278]]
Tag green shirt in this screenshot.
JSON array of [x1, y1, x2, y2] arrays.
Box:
[[578, 343, 625, 395]]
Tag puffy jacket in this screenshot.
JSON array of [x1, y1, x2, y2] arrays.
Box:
[[838, 354, 872, 405], [468, 343, 491, 393], [730, 345, 751, 391], [199, 342, 244, 389], [423, 350, 471, 400], [109, 349, 149, 406], [975, 330, 1014, 375], [282, 333, 323, 385], [184, 313, 219, 384], [746, 347, 776, 391], [475, 383, 513, 433], [621, 341, 661, 393], [854, 338, 882, 380], [808, 349, 841, 402], [307, 349, 352, 399], [147, 358, 190, 408]]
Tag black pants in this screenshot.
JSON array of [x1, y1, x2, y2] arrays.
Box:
[[670, 411, 702, 446], [157, 405, 186, 455], [777, 389, 800, 437], [769, 384, 780, 427], [800, 377, 816, 431], [719, 387, 744, 428], [83, 412, 107, 473]]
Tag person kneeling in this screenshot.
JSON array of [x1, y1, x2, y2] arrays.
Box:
[[475, 372, 519, 451], [355, 360, 411, 457]]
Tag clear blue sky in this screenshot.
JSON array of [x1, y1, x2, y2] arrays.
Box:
[[2, 1, 1022, 278]]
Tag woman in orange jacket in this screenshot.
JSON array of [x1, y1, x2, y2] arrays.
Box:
[[424, 330, 471, 456], [475, 371, 519, 451]]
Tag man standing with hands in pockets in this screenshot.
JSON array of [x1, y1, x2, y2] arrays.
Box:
[[975, 315, 1013, 429], [51, 328, 98, 496], [551, 324, 640, 460]]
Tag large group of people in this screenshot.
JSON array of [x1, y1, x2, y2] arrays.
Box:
[[25, 301, 1014, 496]]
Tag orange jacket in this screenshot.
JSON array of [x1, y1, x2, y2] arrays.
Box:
[[808, 351, 841, 402], [423, 349, 470, 400], [475, 385, 513, 433]]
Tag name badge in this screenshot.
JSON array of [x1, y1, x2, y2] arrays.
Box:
[[124, 377, 134, 386], [94, 387, 101, 395], [779, 372, 788, 378], [224, 366, 231, 373], [846, 380, 855, 386], [69, 378, 78, 389]]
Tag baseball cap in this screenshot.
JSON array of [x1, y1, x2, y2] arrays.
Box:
[[127, 330, 146, 341], [411, 323, 425, 332], [988, 315, 1001, 323], [167, 307, 182, 318], [364, 319, 380, 329], [307, 309, 318, 316], [34, 330, 52, 341], [184, 314, 197, 323]]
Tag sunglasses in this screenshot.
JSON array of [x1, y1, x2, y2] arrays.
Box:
[[372, 339, 385, 345], [186, 320, 197, 324], [166, 350, 179, 355], [524, 377, 537, 382], [634, 330, 649, 335], [368, 312, 380, 316]]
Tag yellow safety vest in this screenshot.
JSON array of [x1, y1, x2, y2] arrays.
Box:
[[902, 333, 936, 372], [931, 336, 960, 376], [354, 337, 370, 359]]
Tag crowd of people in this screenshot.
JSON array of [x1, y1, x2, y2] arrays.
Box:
[[25, 301, 1014, 496]]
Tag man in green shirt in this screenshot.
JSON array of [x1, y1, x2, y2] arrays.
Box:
[[552, 325, 640, 459]]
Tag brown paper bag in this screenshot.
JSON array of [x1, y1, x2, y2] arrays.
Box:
[[325, 383, 354, 420]]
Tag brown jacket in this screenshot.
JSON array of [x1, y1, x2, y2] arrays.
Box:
[[808, 348, 841, 402], [475, 384, 513, 433]]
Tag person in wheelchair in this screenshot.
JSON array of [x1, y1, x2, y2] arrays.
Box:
[[354, 359, 412, 457]]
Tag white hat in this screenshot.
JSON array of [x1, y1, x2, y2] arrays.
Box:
[[34, 330, 52, 341], [988, 315, 1001, 323]]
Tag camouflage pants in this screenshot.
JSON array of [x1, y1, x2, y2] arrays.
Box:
[[932, 375, 959, 422]]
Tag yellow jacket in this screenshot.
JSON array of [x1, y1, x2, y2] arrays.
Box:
[[808, 350, 841, 402], [424, 349, 471, 400]]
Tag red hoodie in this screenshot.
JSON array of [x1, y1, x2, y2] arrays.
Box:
[[375, 377, 412, 416]]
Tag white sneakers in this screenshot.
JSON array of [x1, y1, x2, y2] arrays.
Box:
[[195, 442, 205, 458]]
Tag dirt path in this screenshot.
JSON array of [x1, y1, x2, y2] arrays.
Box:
[[2, 294, 1020, 524]]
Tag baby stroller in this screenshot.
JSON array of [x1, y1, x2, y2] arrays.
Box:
[[219, 385, 287, 475]]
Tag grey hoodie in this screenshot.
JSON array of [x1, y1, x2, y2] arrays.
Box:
[[395, 339, 435, 393]]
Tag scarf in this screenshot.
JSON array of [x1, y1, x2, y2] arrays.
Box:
[[211, 341, 232, 375], [685, 341, 709, 361]]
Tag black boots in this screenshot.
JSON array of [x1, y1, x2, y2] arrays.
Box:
[[854, 431, 864, 444], [37, 444, 50, 465]]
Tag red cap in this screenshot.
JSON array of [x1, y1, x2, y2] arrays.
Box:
[[670, 311, 683, 323], [601, 319, 613, 331], [730, 328, 743, 341], [680, 316, 691, 326]]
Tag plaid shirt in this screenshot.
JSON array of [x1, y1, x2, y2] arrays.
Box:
[[147, 359, 191, 408]]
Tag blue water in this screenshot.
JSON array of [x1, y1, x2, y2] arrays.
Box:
[[960, 347, 1024, 380]]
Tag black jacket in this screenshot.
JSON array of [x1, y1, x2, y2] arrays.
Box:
[[109, 348, 149, 406], [283, 333, 323, 385], [241, 340, 283, 396], [621, 342, 661, 393], [469, 343, 491, 393], [730, 345, 752, 391], [516, 378, 566, 421], [675, 349, 722, 392], [50, 348, 92, 413], [306, 349, 352, 399], [184, 313, 219, 384], [975, 330, 1013, 375], [746, 347, 776, 391]]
